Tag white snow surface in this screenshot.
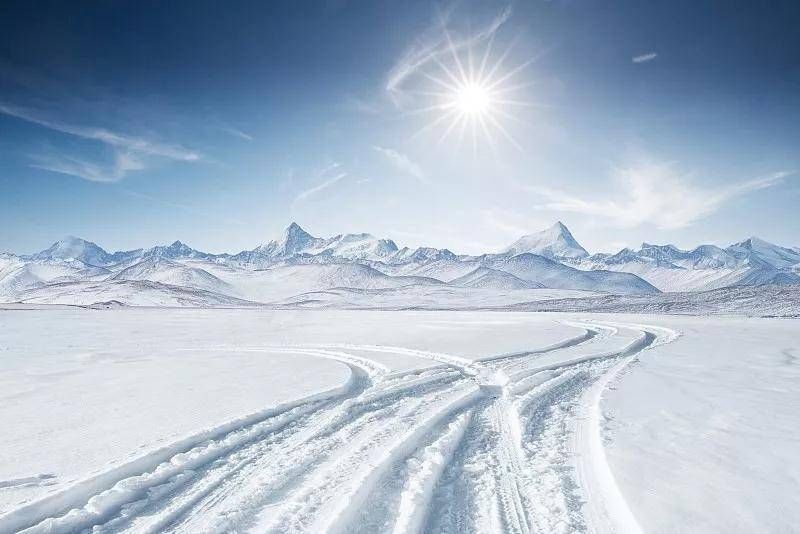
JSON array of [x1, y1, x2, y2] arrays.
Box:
[[600, 314, 800, 533], [0, 308, 574, 516], [1, 307, 798, 533]]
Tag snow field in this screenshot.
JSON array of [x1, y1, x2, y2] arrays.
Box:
[[599, 315, 800, 533], [0, 309, 576, 516], [1, 309, 797, 533]]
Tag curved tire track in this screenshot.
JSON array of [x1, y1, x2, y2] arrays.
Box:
[[1, 321, 678, 534]]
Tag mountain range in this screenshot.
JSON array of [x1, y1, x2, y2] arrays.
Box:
[[1, 222, 798, 307]]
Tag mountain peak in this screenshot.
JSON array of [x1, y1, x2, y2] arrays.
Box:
[[250, 222, 321, 258], [280, 222, 315, 248], [56, 235, 90, 246], [640, 241, 678, 249], [741, 236, 769, 248], [137, 240, 211, 261], [30, 236, 111, 265], [730, 236, 782, 252], [727, 235, 800, 269], [284, 222, 308, 236], [542, 221, 572, 238], [503, 221, 589, 259], [282, 222, 315, 245]]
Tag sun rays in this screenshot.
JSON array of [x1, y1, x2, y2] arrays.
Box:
[[405, 22, 533, 154]]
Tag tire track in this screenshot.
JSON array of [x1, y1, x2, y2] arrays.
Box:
[[1, 355, 373, 534], [570, 323, 680, 534], [0, 321, 677, 534], [421, 322, 676, 534], [132, 331, 595, 533], [163, 373, 470, 533]]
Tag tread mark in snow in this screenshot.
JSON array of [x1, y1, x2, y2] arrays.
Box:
[[0, 323, 678, 534]]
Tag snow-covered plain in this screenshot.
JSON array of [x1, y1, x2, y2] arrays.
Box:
[[602, 315, 800, 533], [1, 307, 798, 533]]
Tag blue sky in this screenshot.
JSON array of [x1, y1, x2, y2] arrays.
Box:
[[1, 0, 798, 255]]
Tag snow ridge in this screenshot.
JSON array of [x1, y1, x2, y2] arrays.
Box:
[[2, 221, 798, 307]]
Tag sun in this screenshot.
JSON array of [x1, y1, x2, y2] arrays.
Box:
[[405, 24, 533, 153], [452, 82, 492, 115]]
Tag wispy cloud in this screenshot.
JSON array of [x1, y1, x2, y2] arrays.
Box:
[[294, 163, 348, 204], [221, 126, 253, 141], [528, 163, 793, 230], [1, 103, 199, 160], [30, 151, 145, 183], [385, 5, 512, 103], [1, 101, 200, 182], [373, 146, 428, 183], [482, 208, 538, 237], [632, 52, 658, 64]]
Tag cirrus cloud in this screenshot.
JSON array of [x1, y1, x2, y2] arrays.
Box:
[[293, 163, 349, 204], [373, 146, 428, 184], [0, 101, 200, 182], [30, 151, 145, 183], [385, 5, 512, 104], [527, 163, 793, 230]]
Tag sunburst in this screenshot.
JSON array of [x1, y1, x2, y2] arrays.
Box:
[[408, 25, 533, 154]]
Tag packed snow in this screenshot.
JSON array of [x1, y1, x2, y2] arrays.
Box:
[[1, 307, 798, 533]]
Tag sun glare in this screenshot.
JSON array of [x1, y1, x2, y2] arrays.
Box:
[[406, 23, 533, 153], [452, 83, 492, 115]]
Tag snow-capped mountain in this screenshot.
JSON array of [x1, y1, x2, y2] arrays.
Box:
[[320, 233, 399, 260], [635, 243, 740, 269], [0, 252, 23, 277], [585, 238, 800, 292], [2, 221, 797, 306], [233, 222, 399, 265], [253, 222, 325, 258], [388, 247, 457, 264], [726, 237, 800, 270], [110, 257, 232, 294], [27, 236, 115, 266], [139, 241, 215, 261], [503, 221, 589, 260], [485, 253, 659, 294], [0, 262, 44, 295], [450, 267, 542, 290]]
